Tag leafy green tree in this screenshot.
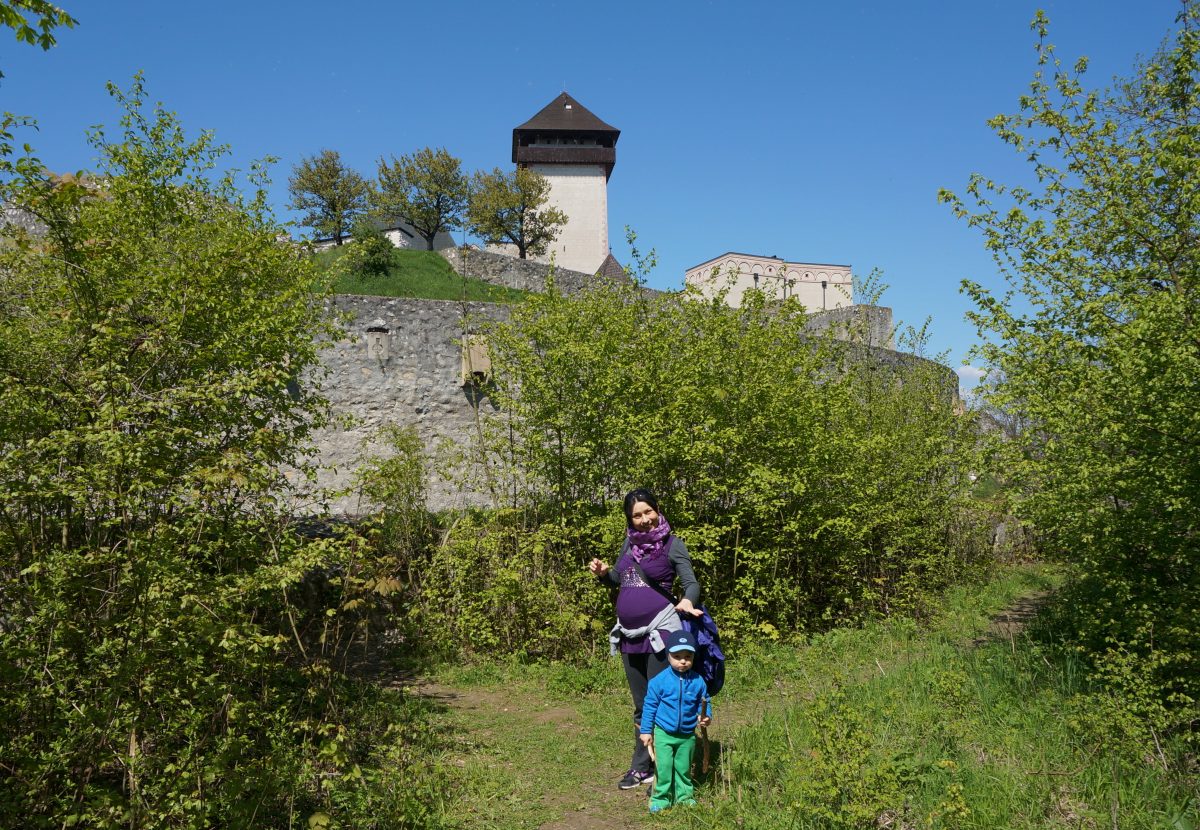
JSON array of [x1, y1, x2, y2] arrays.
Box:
[[1, 1, 75, 68], [372, 146, 466, 250], [0, 79, 433, 827], [941, 6, 1200, 728], [467, 166, 566, 259], [287, 148, 369, 245]]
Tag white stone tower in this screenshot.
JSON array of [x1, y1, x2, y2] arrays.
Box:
[[512, 93, 619, 275]]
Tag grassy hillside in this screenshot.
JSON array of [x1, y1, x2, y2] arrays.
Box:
[[315, 246, 528, 303]]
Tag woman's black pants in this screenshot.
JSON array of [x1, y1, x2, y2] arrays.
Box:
[[622, 650, 669, 774]]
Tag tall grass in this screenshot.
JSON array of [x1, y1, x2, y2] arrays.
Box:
[[674, 566, 1198, 830]]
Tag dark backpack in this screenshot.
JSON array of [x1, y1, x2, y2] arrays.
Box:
[[627, 541, 727, 697], [679, 606, 726, 697]]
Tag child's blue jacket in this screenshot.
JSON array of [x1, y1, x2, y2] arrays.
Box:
[[640, 667, 712, 735]]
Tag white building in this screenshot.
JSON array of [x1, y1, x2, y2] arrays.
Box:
[[511, 93, 619, 275], [685, 252, 853, 311]]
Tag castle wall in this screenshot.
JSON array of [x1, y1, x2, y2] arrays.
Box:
[[307, 296, 510, 515], [439, 246, 624, 294], [802, 304, 893, 349]]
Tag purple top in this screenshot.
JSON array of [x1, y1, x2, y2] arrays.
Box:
[[614, 547, 675, 654]]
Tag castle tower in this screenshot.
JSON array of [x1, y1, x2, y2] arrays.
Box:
[[513, 93, 619, 275]]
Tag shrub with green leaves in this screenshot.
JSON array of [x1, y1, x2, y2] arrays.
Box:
[[0, 80, 440, 827], [427, 253, 986, 657], [942, 4, 1200, 734]]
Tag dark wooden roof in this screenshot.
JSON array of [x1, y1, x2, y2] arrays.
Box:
[[513, 93, 620, 177], [595, 252, 628, 281], [515, 92, 619, 134]]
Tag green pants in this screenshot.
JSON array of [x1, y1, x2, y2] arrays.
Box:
[[650, 726, 697, 809]]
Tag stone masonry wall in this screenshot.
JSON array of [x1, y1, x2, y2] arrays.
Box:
[[308, 290, 943, 517], [439, 246, 630, 294], [307, 296, 510, 515], [802, 304, 894, 349]]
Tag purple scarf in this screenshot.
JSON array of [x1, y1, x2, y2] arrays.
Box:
[[626, 515, 672, 562]]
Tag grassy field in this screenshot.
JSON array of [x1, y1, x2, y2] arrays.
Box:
[[363, 564, 1198, 829], [315, 246, 528, 302]]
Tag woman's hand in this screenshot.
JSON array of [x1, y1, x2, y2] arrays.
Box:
[[640, 733, 653, 748], [588, 558, 610, 577], [675, 597, 704, 618], [698, 714, 712, 728]]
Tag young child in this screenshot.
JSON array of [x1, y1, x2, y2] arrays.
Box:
[[639, 630, 713, 812]]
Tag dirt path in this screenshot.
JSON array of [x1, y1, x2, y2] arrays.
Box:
[[410, 678, 648, 830], [972, 589, 1052, 648]]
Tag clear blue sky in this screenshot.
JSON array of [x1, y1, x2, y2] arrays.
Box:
[[2, 1, 1185, 384]]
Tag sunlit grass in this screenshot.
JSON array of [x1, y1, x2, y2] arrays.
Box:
[[314, 247, 528, 302]]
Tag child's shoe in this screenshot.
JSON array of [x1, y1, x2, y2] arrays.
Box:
[[617, 769, 654, 790]]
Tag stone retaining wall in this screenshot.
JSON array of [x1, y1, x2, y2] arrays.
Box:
[[439, 246, 631, 294]]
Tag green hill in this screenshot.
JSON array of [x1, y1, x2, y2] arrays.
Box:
[[315, 246, 528, 303]]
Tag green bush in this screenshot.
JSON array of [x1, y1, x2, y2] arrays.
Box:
[[943, 5, 1200, 735], [419, 256, 988, 657], [0, 80, 446, 828]]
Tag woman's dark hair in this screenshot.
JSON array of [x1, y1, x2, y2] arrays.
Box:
[[623, 488, 661, 528]]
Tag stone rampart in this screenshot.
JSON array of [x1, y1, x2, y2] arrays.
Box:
[[308, 295, 509, 515], [803, 304, 894, 349], [308, 289, 946, 517], [439, 246, 630, 294]]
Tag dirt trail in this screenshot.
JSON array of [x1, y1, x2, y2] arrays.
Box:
[[410, 679, 649, 830]]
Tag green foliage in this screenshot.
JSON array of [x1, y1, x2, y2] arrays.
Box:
[[467, 166, 566, 259], [288, 148, 369, 245], [0, 79, 447, 827], [780, 683, 907, 828], [447, 269, 984, 653], [0, 1, 75, 56], [372, 147, 467, 251], [702, 569, 1197, 830], [410, 511, 612, 660], [941, 5, 1200, 734], [342, 217, 396, 279], [316, 246, 529, 302]]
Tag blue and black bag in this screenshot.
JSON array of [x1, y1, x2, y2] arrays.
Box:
[[679, 607, 726, 697], [631, 555, 726, 697]]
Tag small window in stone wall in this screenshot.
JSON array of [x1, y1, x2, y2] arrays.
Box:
[[366, 324, 389, 361], [461, 334, 491, 385]]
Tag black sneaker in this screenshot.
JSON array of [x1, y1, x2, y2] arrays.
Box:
[[618, 770, 654, 790]]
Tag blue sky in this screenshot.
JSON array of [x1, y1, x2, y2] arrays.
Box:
[[1, 1, 1184, 384]]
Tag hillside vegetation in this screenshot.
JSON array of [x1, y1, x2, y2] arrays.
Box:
[[315, 245, 528, 302]]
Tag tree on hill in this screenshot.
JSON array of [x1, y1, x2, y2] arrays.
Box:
[[372, 146, 466, 250], [467, 166, 566, 260], [941, 4, 1200, 730], [287, 148, 369, 245]]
